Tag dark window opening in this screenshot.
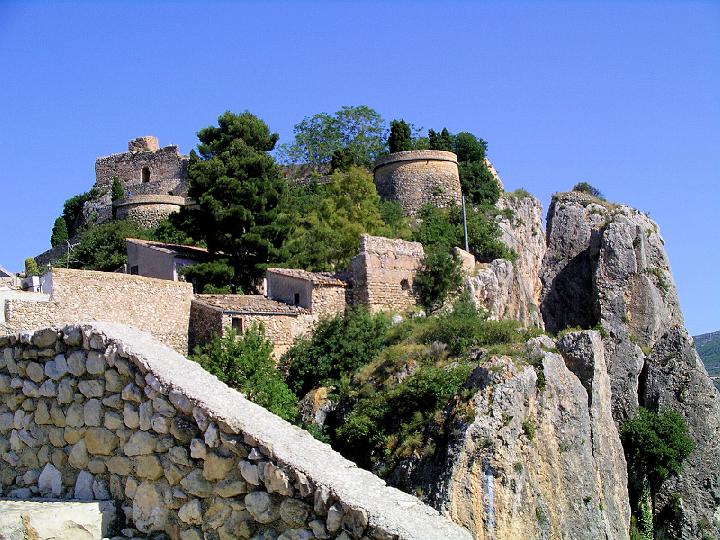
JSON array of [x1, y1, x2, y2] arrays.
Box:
[[232, 317, 244, 333], [130, 265, 139, 275], [142, 167, 151, 182], [294, 292, 300, 305], [400, 278, 410, 291]]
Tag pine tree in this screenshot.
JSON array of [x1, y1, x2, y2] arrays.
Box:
[[388, 119, 413, 153], [50, 216, 69, 247]]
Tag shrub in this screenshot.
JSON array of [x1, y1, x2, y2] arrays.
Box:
[[413, 248, 463, 313], [111, 177, 125, 202], [192, 325, 297, 421], [179, 260, 235, 293], [24, 258, 39, 277], [283, 308, 391, 396], [61, 220, 147, 271], [50, 216, 69, 247], [522, 418, 536, 440], [572, 182, 604, 200]]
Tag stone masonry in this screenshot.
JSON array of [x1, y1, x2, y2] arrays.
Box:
[[0, 322, 472, 540], [373, 150, 462, 217]]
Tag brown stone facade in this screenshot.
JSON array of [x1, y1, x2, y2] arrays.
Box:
[[95, 140, 188, 189], [373, 150, 462, 216], [351, 235, 424, 314], [265, 268, 347, 319], [113, 195, 186, 229], [1, 269, 193, 354]]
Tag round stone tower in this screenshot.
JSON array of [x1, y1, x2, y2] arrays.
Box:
[[373, 150, 462, 216]]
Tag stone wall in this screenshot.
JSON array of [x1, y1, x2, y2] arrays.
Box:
[[373, 151, 461, 217], [1, 269, 193, 354], [95, 143, 189, 189], [0, 322, 471, 540], [351, 235, 424, 314], [114, 195, 186, 229]]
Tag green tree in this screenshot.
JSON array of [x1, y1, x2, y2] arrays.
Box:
[[388, 119, 413, 153], [283, 308, 391, 396], [459, 161, 500, 206], [61, 188, 100, 237], [62, 220, 147, 271], [428, 128, 453, 151], [281, 167, 387, 271], [171, 111, 289, 292], [621, 407, 694, 525], [180, 260, 234, 293], [192, 325, 297, 421], [24, 258, 40, 277], [278, 105, 386, 168], [50, 216, 69, 247], [110, 177, 125, 202], [453, 132, 487, 162], [413, 248, 463, 313]]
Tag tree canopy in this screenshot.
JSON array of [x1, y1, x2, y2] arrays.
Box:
[[278, 105, 386, 168], [388, 119, 413, 153], [171, 111, 289, 292]]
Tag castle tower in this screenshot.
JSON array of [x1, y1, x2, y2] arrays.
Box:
[[373, 150, 462, 216]]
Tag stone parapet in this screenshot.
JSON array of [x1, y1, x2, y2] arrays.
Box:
[[113, 195, 185, 229], [0, 322, 472, 540]]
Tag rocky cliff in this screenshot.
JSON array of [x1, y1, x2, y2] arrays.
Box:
[[540, 191, 720, 539], [465, 192, 545, 328], [390, 332, 630, 540]]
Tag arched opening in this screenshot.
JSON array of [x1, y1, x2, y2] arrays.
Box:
[[141, 167, 151, 183], [400, 278, 410, 291]]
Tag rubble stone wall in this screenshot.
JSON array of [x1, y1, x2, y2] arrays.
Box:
[[0, 322, 471, 540], [95, 145, 189, 188], [373, 151, 461, 216], [1, 269, 192, 354], [114, 195, 186, 229], [351, 235, 424, 314]]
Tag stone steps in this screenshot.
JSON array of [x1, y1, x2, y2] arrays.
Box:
[[0, 498, 116, 540]]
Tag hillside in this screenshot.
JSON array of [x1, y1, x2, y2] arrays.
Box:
[[695, 330, 720, 390]]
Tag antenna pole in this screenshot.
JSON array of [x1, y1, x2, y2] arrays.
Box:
[[462, 195, 469, 251]]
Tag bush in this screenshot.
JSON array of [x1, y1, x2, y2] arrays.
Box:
[[419, 298, 521, 356], [413, 248, 463, 313], [61, 220, 146, 271], [621, 407, 694, 497], [111, 177, 125, 202], [50, 216, 69, 247], [572, 182, 604, 200], [458, 160, 500, 207], [179, 260, 234, 293], [192, 325, 297, 421], [24, 258, 40, 277], [283, 308, 391, 396]]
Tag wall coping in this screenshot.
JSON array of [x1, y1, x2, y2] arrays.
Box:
[[373, 150, 458, 172], [43, 321, 472, 540], [113, 194, 186, 208]]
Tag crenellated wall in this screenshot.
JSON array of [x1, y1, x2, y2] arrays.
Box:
[[0, 322, 471, 540]]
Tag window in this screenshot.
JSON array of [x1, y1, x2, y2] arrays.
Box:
[[400, 278, 410, 291], [142, 167, 151, 182], [130, 265, 139, 275], [294, 292, 300, 306], [232, 317, 244, 333]]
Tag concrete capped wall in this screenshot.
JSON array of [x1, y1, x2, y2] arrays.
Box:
[[373, 150, 462, 217], [0, 322, 471, 540], [1, 269, 193, 354]]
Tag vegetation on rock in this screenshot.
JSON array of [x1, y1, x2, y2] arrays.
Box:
[[50, 216, 68, 247]]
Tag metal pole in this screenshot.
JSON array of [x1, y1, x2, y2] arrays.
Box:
[[462, 194, 469, 252]]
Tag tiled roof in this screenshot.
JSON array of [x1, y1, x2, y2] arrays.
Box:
[[266, 268, 347, 287], [195, 295, 308, 315]]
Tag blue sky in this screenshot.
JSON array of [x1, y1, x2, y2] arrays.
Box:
[[0, 1, 718, 334]]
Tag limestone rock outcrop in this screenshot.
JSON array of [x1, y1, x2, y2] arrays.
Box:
[[391, 332, 630, 540], [465, 192, 545, 328], [540, 191, 720, 538]]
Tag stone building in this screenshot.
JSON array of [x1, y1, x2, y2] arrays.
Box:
[[373, 150, 462, 216], [125, 238, 209, 281], [95, 136, 190, 228], [266, 268, 347, 319], [190, 294, 314, 357], [351, 234, 425, 313]]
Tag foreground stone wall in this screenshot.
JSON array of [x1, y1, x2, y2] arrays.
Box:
[[0, 322, 471, 540], [351, 235, 424, 314], [373, 151, 461, 217], [1, 269, 193, 354]]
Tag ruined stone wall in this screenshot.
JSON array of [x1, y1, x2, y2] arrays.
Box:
[[311, 286, 347, 320], [373, 151, 461, 216], [114, 195, 185, 229], [0, 323, 470, 540], [1, 269, 192, 354], [220, 313, 315, 359], [95, 145, 189, 189], [188, 301, 224, 353], [351, 235, 424, 314]]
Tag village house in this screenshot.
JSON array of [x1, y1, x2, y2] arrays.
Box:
[[125, 238, 210, 281]]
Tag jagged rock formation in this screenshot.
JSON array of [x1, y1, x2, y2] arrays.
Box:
[[391, 332, 630, 539], [540, 191, 720, 539], [466, 192, 545, 328]]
